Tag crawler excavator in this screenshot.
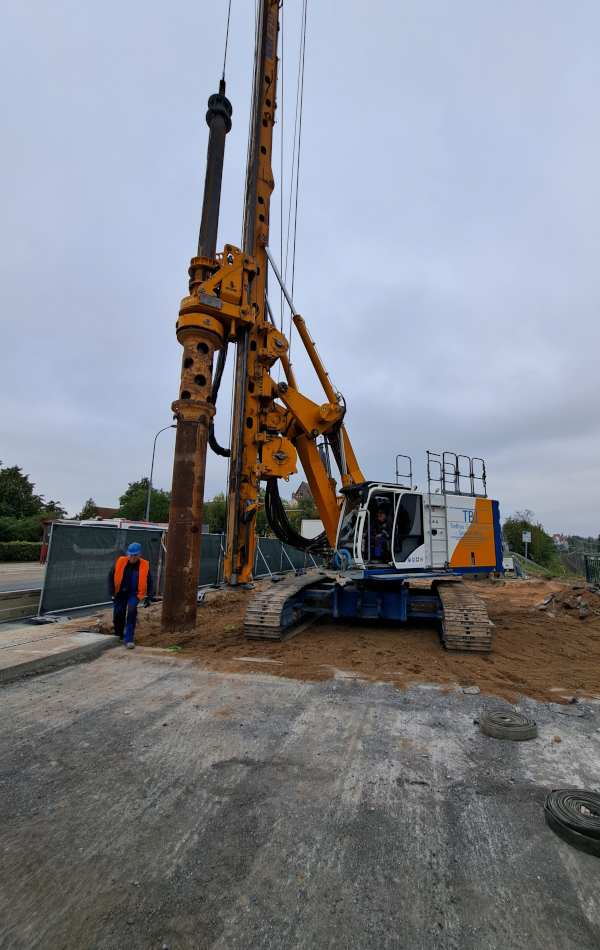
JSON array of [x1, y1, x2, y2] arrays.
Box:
[[160, 0, 502, 653]]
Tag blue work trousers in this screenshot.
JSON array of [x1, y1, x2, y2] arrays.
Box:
[[113, 595, 139, 643]]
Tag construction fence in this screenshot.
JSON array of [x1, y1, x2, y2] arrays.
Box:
[[584, 555, 600, 585], [39, 522, 322, 616]]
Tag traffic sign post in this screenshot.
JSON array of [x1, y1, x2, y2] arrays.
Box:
[[523, 531, 532, 564]]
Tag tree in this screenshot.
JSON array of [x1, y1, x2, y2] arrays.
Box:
[[503, 510, 555, 567], [75, 498, 99, 520], [285, 493, 320, 534], [117, 478, 171, 523], [0, 464, 45, 518], [203, 492, 227, 534], [255, 488, 272, 537], [0, 463, 66, 540], [44, 500, 67, 517]]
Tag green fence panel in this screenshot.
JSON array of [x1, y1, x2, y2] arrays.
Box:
[[254, 537, 282, 576], [253, 537, 323, 577], [40, 524, 165, 614], [584, 555, 600, 584], [198, 534, 223, 587], [40, 524, 324, 614]]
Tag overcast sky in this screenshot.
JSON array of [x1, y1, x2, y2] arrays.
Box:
[[1, 0, 599, 535]]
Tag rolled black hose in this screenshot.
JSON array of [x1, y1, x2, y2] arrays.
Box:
[[480, 709, 538, 741], [208, 344, 231, 458], [265, 478, 331, 556], [545, 789, 600, 857]]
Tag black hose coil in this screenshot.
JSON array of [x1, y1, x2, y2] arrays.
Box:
[[480, 709, 538, 741], [545, 789, 600, 857]]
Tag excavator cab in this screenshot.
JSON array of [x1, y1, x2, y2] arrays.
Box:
[[337, 483, 426, 570]]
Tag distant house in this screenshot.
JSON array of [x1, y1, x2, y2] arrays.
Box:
[[291, 481, 313, 505], [96, 507, 119, 519], [552, 534, 568, 551]]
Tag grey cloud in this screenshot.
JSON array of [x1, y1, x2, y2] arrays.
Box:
[[1, 0, 598, 536]]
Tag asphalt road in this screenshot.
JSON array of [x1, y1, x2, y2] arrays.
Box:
[[0, 564, 45, 593], [1, 649, 600, 949]]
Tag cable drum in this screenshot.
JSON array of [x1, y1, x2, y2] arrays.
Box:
[[545, 790, 600, 857], [480, 709, 538, 740]]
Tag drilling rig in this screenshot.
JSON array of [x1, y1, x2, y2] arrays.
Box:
[[161, 0, 503, 653]]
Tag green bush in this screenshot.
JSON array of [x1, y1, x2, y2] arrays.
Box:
[[503, 509, 556, 568], [0, 515, 46, 542], [0, 541, 42, 562]]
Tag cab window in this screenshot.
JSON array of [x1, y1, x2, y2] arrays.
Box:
[[362, 492, 394, 563], [393, 493, 424, 562], [338, 494, 361, 552]]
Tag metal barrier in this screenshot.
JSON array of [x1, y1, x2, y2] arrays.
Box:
[[39, 522, 323, 615], [253, 535, 322, 577], [584, 555, 600, 584]]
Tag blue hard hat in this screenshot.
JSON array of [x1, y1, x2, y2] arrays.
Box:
[[127, 542, 142, 556]]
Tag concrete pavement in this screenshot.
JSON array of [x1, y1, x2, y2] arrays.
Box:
[[0, 613, 117, 684], [1, 649, 600, 949]]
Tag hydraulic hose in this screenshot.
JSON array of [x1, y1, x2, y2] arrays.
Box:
[[265, 478, 331, 557], [208, 343, 231, 457]]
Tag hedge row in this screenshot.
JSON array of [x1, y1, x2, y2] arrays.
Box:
[[0, 541, 42, 562]]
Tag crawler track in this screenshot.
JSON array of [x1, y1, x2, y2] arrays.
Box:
[[245, 572, 492, 653], [436, 581, 491, 653], [244, 573, 328, 641]]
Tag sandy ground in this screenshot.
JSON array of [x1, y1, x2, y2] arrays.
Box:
[[88, 576, 600, 706]]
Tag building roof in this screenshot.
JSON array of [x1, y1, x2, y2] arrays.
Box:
[[292, 481, 312, 502]]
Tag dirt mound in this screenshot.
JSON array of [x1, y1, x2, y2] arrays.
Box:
[[96, 577, 600, 704]]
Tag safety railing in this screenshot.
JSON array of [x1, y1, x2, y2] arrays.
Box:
[[395, 455, 413, 488], [427, 451, 487, 498]]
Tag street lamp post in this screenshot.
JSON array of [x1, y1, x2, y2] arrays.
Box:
[[145, 426, 177, 522]]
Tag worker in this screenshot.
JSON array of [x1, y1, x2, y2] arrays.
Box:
[[108, 542, 153, 649], [362, 506, 393, 560], [372, 508, 392, 557]]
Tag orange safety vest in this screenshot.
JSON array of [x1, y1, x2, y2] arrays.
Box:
[[113, 556, 149, 600]]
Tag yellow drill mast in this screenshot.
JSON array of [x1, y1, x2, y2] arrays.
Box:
[[223, 0, 363, 585], [162, 0, 362, 629]]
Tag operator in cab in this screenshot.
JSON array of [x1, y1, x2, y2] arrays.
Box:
[[371, 507, 393, 559], [362, 505, 393, 560], [108, 542, 153, 649]]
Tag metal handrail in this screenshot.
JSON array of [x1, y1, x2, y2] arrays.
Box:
[[395, 454, 413, 488]]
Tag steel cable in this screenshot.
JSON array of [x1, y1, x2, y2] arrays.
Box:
[[221, 0, 233, 81]]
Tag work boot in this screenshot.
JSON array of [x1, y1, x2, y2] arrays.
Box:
[[125, 642, 135, 650]]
